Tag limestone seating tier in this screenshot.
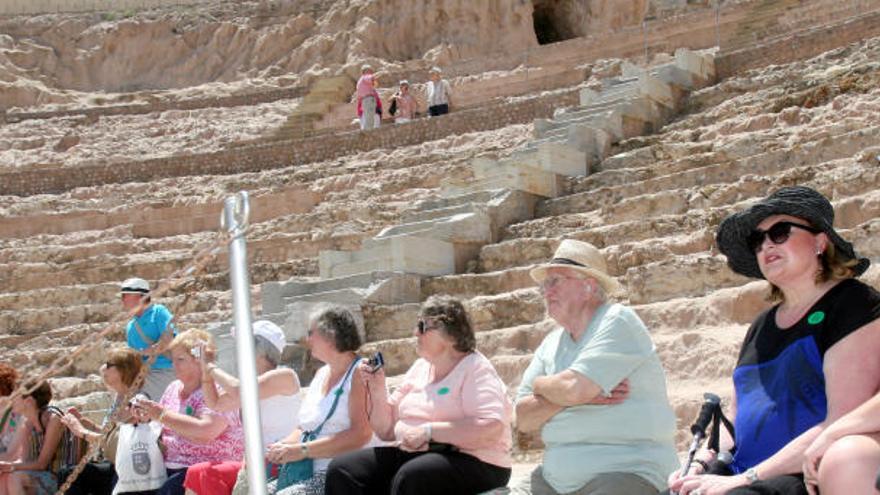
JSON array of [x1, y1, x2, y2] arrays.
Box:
[[0, 186, 320, 239]]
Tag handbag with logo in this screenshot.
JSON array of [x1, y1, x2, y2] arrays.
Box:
[[274, 358, 360, 489]]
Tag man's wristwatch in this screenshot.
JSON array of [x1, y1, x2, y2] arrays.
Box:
[[744, 467, 760, 484]]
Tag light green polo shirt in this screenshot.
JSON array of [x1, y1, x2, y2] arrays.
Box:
[[517, 303, 678, 493]]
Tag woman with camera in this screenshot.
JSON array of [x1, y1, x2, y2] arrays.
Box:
[[60, 348, 144, 495], [264, 305, 372, 495], [131, 329, 244, 495], [183, 320, 301, 495], [324, 295, 513, 495], [669, 186, 880, 495]]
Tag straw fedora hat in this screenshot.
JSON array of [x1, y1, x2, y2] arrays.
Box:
[[530, 239, 621, 295]]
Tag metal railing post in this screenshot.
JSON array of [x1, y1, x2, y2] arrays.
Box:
[[221, 191, 267, 495]]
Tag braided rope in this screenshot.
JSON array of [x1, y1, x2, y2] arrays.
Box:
[[45, 234, 233, 495]]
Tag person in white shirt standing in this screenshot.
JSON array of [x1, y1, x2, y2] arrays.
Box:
[[426, 67, 452, 117]]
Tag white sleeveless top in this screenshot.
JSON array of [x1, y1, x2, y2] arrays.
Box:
[[259, 391, 301, 447], [298, 361, 362, 472]]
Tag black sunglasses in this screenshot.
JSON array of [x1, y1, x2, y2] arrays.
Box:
[[416, 319, 438, 335], [746, 221, 822, 252]]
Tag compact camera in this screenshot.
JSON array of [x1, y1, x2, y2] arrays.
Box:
[[366, 352, 384, 373], [128, 393, 149, 408]]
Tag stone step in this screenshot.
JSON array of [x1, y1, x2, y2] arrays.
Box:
[[319, 234, 456, 279], [0, 230, 365, 295], [530, 153, 880, 241], [363, 288, 546, 345], [261, 271, 423, 315], [540, 125, 880, 220], [0, 290, 234, 336], [0, 187, 320, 241], [361, 320, 555, 378]]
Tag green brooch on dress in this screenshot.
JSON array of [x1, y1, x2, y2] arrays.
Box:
[[437, 387, 450, 395], [807, 311, 826, 325]]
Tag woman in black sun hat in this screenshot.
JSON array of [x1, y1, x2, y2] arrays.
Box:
[[668, 186, 880, 495]]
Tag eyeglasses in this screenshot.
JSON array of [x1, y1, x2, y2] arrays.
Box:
[[746, 221, 822, 253], [416, 319, 439, 335], [539, 274, 583, 292]]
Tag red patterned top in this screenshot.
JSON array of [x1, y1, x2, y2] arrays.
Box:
[[159, 380, 244, 468]]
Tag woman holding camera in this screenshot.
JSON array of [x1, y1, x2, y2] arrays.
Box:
[[184, 321, 301, 495], [325, 295, 513, 495], [61, 348, 144, 495], [264, 305, 372, 495], [669, 186, 880, 495], [131, 329, 244, 495]]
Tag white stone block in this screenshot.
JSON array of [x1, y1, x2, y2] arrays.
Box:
[[621, 61, 646, 78], [579, 87, 600, 106], [655, 64, 695, 90], [535, 141, 588, 177], [675, 48, 715, 81], [638, 73, 674, 108], [533, 118, 553, 138], [319, 236, 456, 278]]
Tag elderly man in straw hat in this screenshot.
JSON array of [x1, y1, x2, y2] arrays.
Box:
[[511, 239, 678, 495]]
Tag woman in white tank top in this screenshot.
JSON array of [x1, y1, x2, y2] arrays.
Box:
[[188, 320, 302, 495], [266, 306, 373, 495]]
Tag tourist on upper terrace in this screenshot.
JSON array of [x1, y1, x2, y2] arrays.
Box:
[[263, 305, 372, 495], [512, 239, 678, 495], [356, 64, 380, 130], [130, 329, 245, 495], [325, 295, 513, 495], [61, 348, 144, 495], [426, 67, 452, 117], [668, 186, 880, 495], [183, 320, 301, 495], [120, 277, 177, 401], [0, 365, 19, 456], [390, 80, 418, 123], [0, 380, 65, 494]]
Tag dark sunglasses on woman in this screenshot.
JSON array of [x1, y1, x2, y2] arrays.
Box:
[[747, 221, 822, 252], [416, 319, 438, 335]]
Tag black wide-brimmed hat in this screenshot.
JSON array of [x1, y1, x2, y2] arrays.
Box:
[[716, 186, 870, 279]]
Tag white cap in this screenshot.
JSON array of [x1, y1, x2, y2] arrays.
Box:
[[252, 320, 286, 354], [120, 277, 150, 294]]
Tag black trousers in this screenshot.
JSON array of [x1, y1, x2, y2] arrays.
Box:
[[428, 104, 449, 116], [62, 462, 115, 495], [325, 446, 511, 495]]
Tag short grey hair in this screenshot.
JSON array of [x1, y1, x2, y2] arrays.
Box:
[[310, 305, 362, 352], [254, 335, 281, 368], [587, 277, 608, 304]]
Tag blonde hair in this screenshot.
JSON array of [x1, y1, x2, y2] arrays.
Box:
[[169, 329, 217, 362]]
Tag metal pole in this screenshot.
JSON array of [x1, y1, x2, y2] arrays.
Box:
[[221, 191, 267, 495]]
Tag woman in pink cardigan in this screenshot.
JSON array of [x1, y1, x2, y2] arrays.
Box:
[[324, 295, 513, 495]]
